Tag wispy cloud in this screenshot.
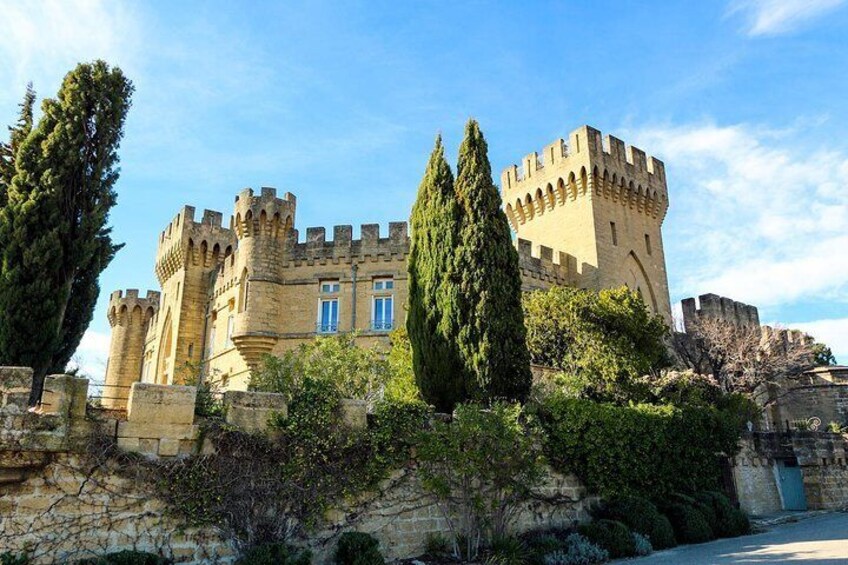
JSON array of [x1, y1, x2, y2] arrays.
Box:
[[628, 122, 848, 309], [728, 0, 845, 36], [66, 330, 110, 385], [0, 0, 140, 107], [793, 318, 848, 361]]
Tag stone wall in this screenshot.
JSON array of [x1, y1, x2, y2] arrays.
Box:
[[0, 367, 594, 563], [765, 366, 848, 431]]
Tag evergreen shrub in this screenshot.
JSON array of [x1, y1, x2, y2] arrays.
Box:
[[576, 520, 635, 559], [593, 495, 676, 549], [235, 543, 311, 565], [542, 533, 608, 565], [76, 551, 170, 565], [662, 503, 714, 544], [335, 532, 385, 565], [695, 491, 751, 537]]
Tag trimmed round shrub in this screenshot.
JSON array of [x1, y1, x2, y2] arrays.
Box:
[[543, 533, 608, 565], [76, 551, 170, 565], [695, 491, 751, 538], [236, 543, 311, 565], [577, 520, 635, 559], [663, 503, 714, 544], [335, 532, 385, 565], [671, 493, 718, 533], [632, 532, 652, 556], [593, 496, 676, 549]]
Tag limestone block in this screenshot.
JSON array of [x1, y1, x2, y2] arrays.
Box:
[[224, 390, 287, 432], [40, 375, 89, 419], [158, 438, 180, 457], [340, 399, 367, 430], [127, 383, 196, 425], [117, 421, 199, 441]]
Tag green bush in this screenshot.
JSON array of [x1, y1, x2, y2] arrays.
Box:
[[542, 533, 608, 565], [235, 543, 311, 565], [576, 520, 635, 559], [486, 535, 529, 565], [540, 395, 742, 500], [1, 553, 30, 565], [335, 532, 385, 565], [593, 496, 676, 549], [662, 503, 714, 544], [76, 551, 170, 565], [671, 493, 717, 533], [632, 532, 652, 556], [695, 491, 750, 538], [524, 533, 564, 565]]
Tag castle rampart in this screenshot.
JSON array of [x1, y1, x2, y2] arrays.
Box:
[[284, 221, 410, 265], [681, 293, 761, 333]]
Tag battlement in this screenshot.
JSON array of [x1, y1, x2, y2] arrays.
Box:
[[514, 238, 573, 287], [284, 222, 409, 263], [681, 293, 760, 333], [107, 289, 160, 326], [155, 203, 236, 283], [233, 186, 296, 239], [501, 126, 669, 229]]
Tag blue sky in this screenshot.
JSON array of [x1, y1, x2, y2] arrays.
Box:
[[1, 0, 847, 379]]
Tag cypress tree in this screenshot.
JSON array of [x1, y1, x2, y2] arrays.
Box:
[[453, 119, 531, 402], [0, 61, 132, 401], [0, 83, 35, 208], [407, 135, 465, 412]]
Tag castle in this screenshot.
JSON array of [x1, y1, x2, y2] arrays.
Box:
[[103, 125, 672, 408]]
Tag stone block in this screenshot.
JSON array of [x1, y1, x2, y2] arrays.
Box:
[[340, 399, 367, 430], [224, 390, 287, 432], [116, 436, 141, 452], [127, 383, 196, 425], [117, 421, 198, 441], [40, 375, 89, 419], [158, 437, 180, 457]]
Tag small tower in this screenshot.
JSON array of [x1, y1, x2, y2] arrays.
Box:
[[103, 289, 159, 409], [230, 187, 296, 369], [502, 125, 672, 322], [152, 206, 234, 384]]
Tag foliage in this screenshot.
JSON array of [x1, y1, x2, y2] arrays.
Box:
[[250, 333, 391, 405], [179, 365, 224, 418], [576, 520, 635, 559], [649, 370, 722, 407], [539, 395, 743, 500], [827, 421, 846, 433], [812, 342, 837, 367], [631, 532, 652, 556], [424, 532, 451, 556], [485, 536, 529, 565], [416, 402, 546, 560], [672, 319, 817, 394], [335, 532, 385, 565], [694, 491, 750, 538], [662, 503, 713, 544], [384, 326, 421, 403], [542, 533, 608, 565], [75, 551, 170, 564], [453, 119, 532, 405], [0, 553, 30, 565], [234, 543, 311, 565], [407, 135, 465, 412], [592, 495, 676, 549], [524, 286, 670, 403], [0, 61, 133, 401], [0, 82, 35, 208]]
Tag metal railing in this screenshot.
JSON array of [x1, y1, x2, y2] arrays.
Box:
[[316, 322, 339, 334], [371, 320, 393, 331]]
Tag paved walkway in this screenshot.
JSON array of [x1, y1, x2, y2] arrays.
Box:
[[630, 512, 848, 564]]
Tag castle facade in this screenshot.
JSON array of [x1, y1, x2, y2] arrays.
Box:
[[103, 125, 671, 408]]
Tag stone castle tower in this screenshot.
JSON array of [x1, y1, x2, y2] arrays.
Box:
[[501, 125, 672, 321], [102, 125, 673, 408]]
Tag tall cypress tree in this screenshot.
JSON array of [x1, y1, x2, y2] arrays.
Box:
[[0, 61, 132, 401], [453, 119, 531, 402], [407, 135, 465, 412], [0, 83, 35, 208]]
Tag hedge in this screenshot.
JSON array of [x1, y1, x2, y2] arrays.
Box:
[[577, 519, 635, 559], [539, 395, 742, 499], [663, 503, 714, 544], [593, 495, 676, 549]]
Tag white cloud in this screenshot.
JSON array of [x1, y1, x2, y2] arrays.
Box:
[[66, 329, 110, 386], [628, 122, 848, 309], [728, 0, 845, 36], [0, 0, 140, 109], [792, 318, 848, 363]]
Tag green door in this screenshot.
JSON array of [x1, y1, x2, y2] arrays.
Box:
[[777, 459, 807, 511]]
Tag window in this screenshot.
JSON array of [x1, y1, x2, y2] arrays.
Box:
[[226, 315, 234, 348], [372, 277, 394, 331], [321, 280, 341, 293], [610, 222, 618, 246], [373, 278, 394, 291], [318, 298, 339, 333], [208, 324, 216, 358], [645, 233, 652, 255]]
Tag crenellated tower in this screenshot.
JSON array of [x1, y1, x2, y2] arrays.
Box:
[[103, 289, 160, 409], [501, 125, 672, 321], [229, 187, 296, 369], [152, 206, 234, 384]]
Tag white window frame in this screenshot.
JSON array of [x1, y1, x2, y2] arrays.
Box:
[[225, 315, 234, 348], [317, 297, 340, 333], [371, 277, 394, 331], [320, 280, 341, 294]]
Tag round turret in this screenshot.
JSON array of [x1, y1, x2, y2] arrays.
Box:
[[103, 289, 160, 410]]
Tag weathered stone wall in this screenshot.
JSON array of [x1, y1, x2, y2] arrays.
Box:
[[1, 367, 594, 563], [766, 367, 848, 431]]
